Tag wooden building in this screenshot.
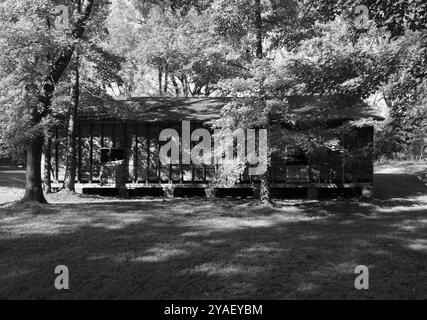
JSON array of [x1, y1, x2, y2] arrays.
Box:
[[47, 96, 382, 198]]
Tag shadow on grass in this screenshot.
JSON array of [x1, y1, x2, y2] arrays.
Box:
[[1, 195, 427, 300], [1, 167, 427, 299], [375, 173, 427, 200]]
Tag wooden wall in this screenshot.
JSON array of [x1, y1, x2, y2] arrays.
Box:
[[48, 121, 374, 186]]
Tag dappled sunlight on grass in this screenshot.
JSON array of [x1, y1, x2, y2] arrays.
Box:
[[0, 187, 25, 205], [134, 248, 189, 263], [408, 239, 427, 252], [296, 282, 321, 293], [182, 214, 321, 232], [391, 219, 427, 233], [0, 268, 32, 281], [189, 263, 262, 277], [374, 203, 427, 214], [90, 244, 196, 264], [1, 163, 427, 299], [1, 195, 427, 299], [0, 203, 157, 238]]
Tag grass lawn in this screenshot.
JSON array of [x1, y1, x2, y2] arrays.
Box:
[[1, 163, 427, 299]]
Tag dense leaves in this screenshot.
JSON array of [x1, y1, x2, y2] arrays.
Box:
[[0, 0, 426, 202]]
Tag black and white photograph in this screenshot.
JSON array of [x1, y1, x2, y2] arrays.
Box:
[[0, 0, 426, 305]]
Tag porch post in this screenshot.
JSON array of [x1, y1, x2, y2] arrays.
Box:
[[78, 122, 82, 183], [55, 126, 59, 182], [134, 121, 139, 183], [157, 123, 161, 183], [89, 123, 93, 183], [146, 123, 150, 185]]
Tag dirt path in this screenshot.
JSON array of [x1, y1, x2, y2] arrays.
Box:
[[375, 163, 427, 201]]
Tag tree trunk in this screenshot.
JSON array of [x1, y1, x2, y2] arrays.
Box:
[[158, 65, 163, 95], [259, 167, 272, 204], [63, 63, 79, 192], [261, 108, 273, 204], [177, 74, 190, 97], [164, 65, 169, 94], [43, 133, 52, 194], [255, 0, 263, 59], [22, 135, 47, 203], [21, 0, 95, 203], [171, 74, 180, 96], [255, 0, 269, 202], [194, 86, 201, 96]]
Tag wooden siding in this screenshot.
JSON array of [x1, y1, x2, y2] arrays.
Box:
[[47, 121, 374, 187]]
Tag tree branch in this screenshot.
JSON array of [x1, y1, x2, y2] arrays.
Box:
[[36, 0, 95, 122]]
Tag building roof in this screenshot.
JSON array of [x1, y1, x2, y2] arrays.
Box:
[[285, 96, 383, 121], [78, 96, 384, 122]]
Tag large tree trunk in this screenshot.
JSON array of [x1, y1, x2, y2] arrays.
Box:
[[22, 135, 47, 203], [255, 0, 270, 203], [63, 63, 79, 192], [43, 133, 52, 194], [259, 165, 272, 204], [260, 111, 273, 204], [21, 0, 95, 203], [255, 0, 263, 59]]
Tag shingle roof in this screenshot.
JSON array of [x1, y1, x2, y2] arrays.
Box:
[[78, 96, 384, 122], [80, 97, 230, 122], [285, 96, 383, 121]]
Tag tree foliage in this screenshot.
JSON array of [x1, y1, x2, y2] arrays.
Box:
[[1, 0, 426, 202]]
